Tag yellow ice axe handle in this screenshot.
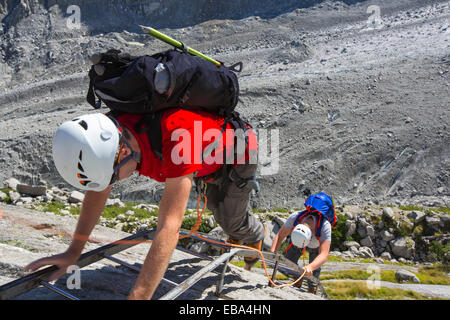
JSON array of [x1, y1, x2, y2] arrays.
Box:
[[140, 25, 222, 67]]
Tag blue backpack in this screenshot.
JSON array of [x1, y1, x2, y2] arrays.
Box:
[[291, 192, 337, 242]]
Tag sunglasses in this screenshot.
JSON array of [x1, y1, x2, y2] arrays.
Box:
[[108, 115, 141, 186]]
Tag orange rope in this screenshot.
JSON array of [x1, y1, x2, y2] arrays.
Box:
[[178, 193, 307, 288]]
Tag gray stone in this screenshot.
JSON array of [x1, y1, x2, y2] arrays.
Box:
[[53, 195, 68, 203], [390, 237, 415, 259], [124, 210, 134, 216], [5, 177, 21, 190], [381, 252, 392, 260], [425, 216, 442, 231], [441, 215, 450, 232], [136, 224, 149, 233], [379, 239, 387, 248], [0, 191, 7, 201], [407, 211, 425, 224], [398, 257, 407, 264], [189, 241, 210, 254], [357, 226, 367, 238], [208, 226, 228, 242], [343, 241, 360, 249], [358, 246, 374, 258], [344, 212, 354, 220], [358, 219, 370, 228], [60, 210, 70, 215], [207, 217, 215, 228], [360, 236, 373, 247], [9, 191, 21, 203], [16, 184, 46, 197], [350, 246, 360, 256], [345, 220, 356, 236], [19, 197, 33, 204], [342, 250, 355, 258], [374, 258, 384, 263], [395, 269, 420, 283], [106, 199, 125, 207], [382, 207, 396, 222], [381, 230, 395, 242], [366, 225, 375, 237], [68, 191, 85, 204]]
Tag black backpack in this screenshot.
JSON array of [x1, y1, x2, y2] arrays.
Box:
[[86, 48, 245, 160]]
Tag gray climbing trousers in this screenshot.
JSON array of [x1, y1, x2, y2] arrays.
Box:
[[285, 245, 321, 290], [200, 163, 265, 244]]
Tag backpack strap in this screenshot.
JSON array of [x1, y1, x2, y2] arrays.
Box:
[[133, 112, 164, 160]]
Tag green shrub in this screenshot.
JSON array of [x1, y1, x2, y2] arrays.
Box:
[[0, 187, 12, 204], [399, 205, 425, 211], [181, 216, 214, 234], [331, 214, 348, 250], [428, 241, 450, 262]]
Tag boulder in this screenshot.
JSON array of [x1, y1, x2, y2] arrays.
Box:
[[5, 177, 21, 190], [106, 198, 125, 207], [9, 191, 21, 203], [357, 226, 367, 238], [398, 257, 407, 264], [382, 207, 397, 222], [343, 241, 360, 249], [390, 237, 415, 259], [345, 220, 356, 236], [0, 191, 7, 201], [53, 195, 68, 203], [366, 226, 375, 237], [350, 246, 360, 256], [395, 269, 420, 283], [136, 224, 149, 233], [374, 258, 384, 264], [342, 250, 355, 258], [381, 230, 394, 242], [407, 211, 426, 224], [440, 215, 450, 232], [425, 216, 442, 232], [381, 252, 392, 260], [207, 217, 215, 229], [68, 191, 85, 204], [189, 242, 210, 254], [360, 236, 373, 247], [19, 197, 33, 204], [358, 246, 374, 258], [16, 184, 46, 197]]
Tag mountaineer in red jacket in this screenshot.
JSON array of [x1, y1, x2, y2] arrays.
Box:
[[25, 109, 265, 300]]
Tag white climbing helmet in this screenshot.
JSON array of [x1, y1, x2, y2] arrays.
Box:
[[291, 223, 312, 248], [52, 113, 120, 192]]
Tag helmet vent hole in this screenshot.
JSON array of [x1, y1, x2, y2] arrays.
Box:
[[80, 180, 91, 186], [78, 120, 88, 130], [78, 162, 84, 172], [78, 150, 82, 161]]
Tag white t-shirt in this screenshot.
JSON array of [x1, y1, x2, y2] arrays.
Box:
[[284, 211, 332, 249]]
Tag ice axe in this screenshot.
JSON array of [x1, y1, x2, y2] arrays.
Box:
[[140, 25, 240, 70]]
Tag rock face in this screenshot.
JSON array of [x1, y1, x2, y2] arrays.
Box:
[[0, 0, 449, 209], [0, 203, 322, 300]]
